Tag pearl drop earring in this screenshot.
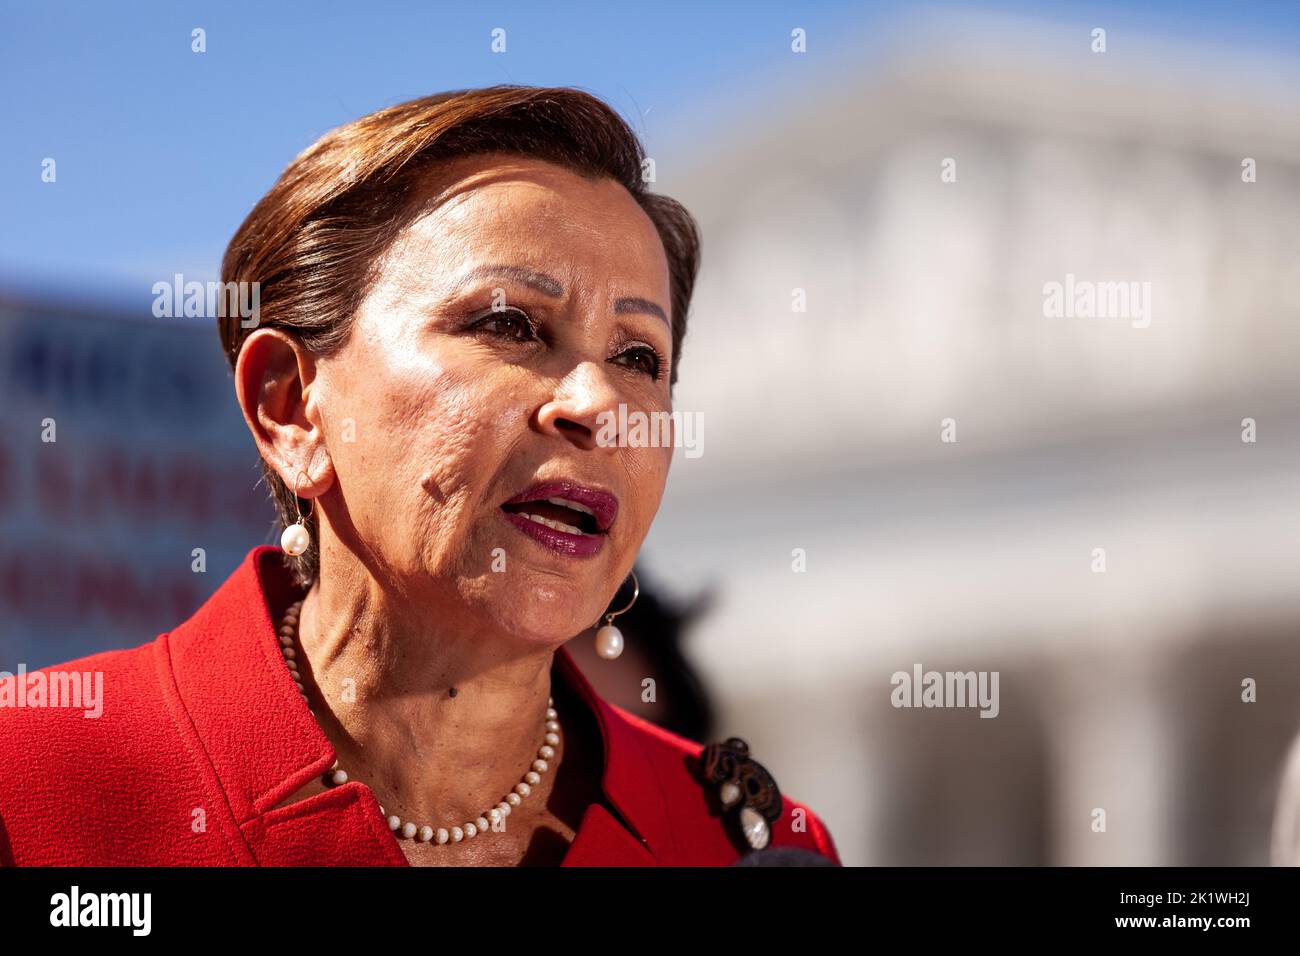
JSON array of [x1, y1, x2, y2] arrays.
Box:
[[595, 569, 638, 661], [280, 471, 313, 557]]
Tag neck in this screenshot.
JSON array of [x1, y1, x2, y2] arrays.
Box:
[[293, 557, 559, 827]]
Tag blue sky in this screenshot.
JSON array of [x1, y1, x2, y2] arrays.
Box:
[[2, 0, 1298, 309]]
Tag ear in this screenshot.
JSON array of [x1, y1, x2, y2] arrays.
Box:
[[234, 329, 334, 497]]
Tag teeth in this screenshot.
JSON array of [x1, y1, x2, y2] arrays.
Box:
[[546, 496, 595, 517], [520, 513, 584, 535]]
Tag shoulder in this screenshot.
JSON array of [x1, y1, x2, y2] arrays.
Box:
[[0, 637, 164, 752], [605, 701, 843, 866], [0, 635, 199, 864]]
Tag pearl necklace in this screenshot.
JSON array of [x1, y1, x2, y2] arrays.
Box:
[[275, 599, 561, 845]]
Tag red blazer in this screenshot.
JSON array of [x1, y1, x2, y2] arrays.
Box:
[[0, 547, 841, 866]]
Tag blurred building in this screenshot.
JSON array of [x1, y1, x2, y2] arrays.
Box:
[[0, 296, 277, 665], [642, 13, 1300, 865]]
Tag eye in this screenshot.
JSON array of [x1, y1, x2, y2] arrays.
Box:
[[471, 307, 538, 342], [612, 343, 664, 379]]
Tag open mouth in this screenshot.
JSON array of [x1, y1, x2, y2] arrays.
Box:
[[500, 497, 603, 536], [498, 480, 619, 557]]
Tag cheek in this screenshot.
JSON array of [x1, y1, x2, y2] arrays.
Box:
[[412, 382, 493, 489], [331, 358, 521, 549], [619, 443, 673, 532]]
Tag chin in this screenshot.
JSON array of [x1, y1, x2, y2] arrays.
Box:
[[489, 575, 602, 646]]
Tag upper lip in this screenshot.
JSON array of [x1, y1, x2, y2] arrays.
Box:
[[501, 479, 619, 533]]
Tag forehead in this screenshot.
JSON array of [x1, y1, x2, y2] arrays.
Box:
[[376, 153, 670, 300]]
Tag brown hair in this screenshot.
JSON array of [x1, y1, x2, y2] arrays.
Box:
[[219, 85, 701, 587]]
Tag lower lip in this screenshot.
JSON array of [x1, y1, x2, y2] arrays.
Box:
[[501, 510, 607, 558]]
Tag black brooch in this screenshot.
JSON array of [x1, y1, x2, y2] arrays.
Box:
[[699, 737, 783, 851]]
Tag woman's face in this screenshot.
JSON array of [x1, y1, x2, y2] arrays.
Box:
[[312, 153, 676, 644]]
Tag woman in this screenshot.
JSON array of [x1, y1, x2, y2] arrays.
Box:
[[0, 86, 841, 867]]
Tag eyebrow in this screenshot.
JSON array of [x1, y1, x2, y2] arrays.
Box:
[[456, 264, 668, 326]]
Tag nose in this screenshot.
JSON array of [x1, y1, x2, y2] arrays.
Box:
[[535, 361, 621, 452]]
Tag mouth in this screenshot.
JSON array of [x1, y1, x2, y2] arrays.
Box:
[[499, 479, 618, 558]]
